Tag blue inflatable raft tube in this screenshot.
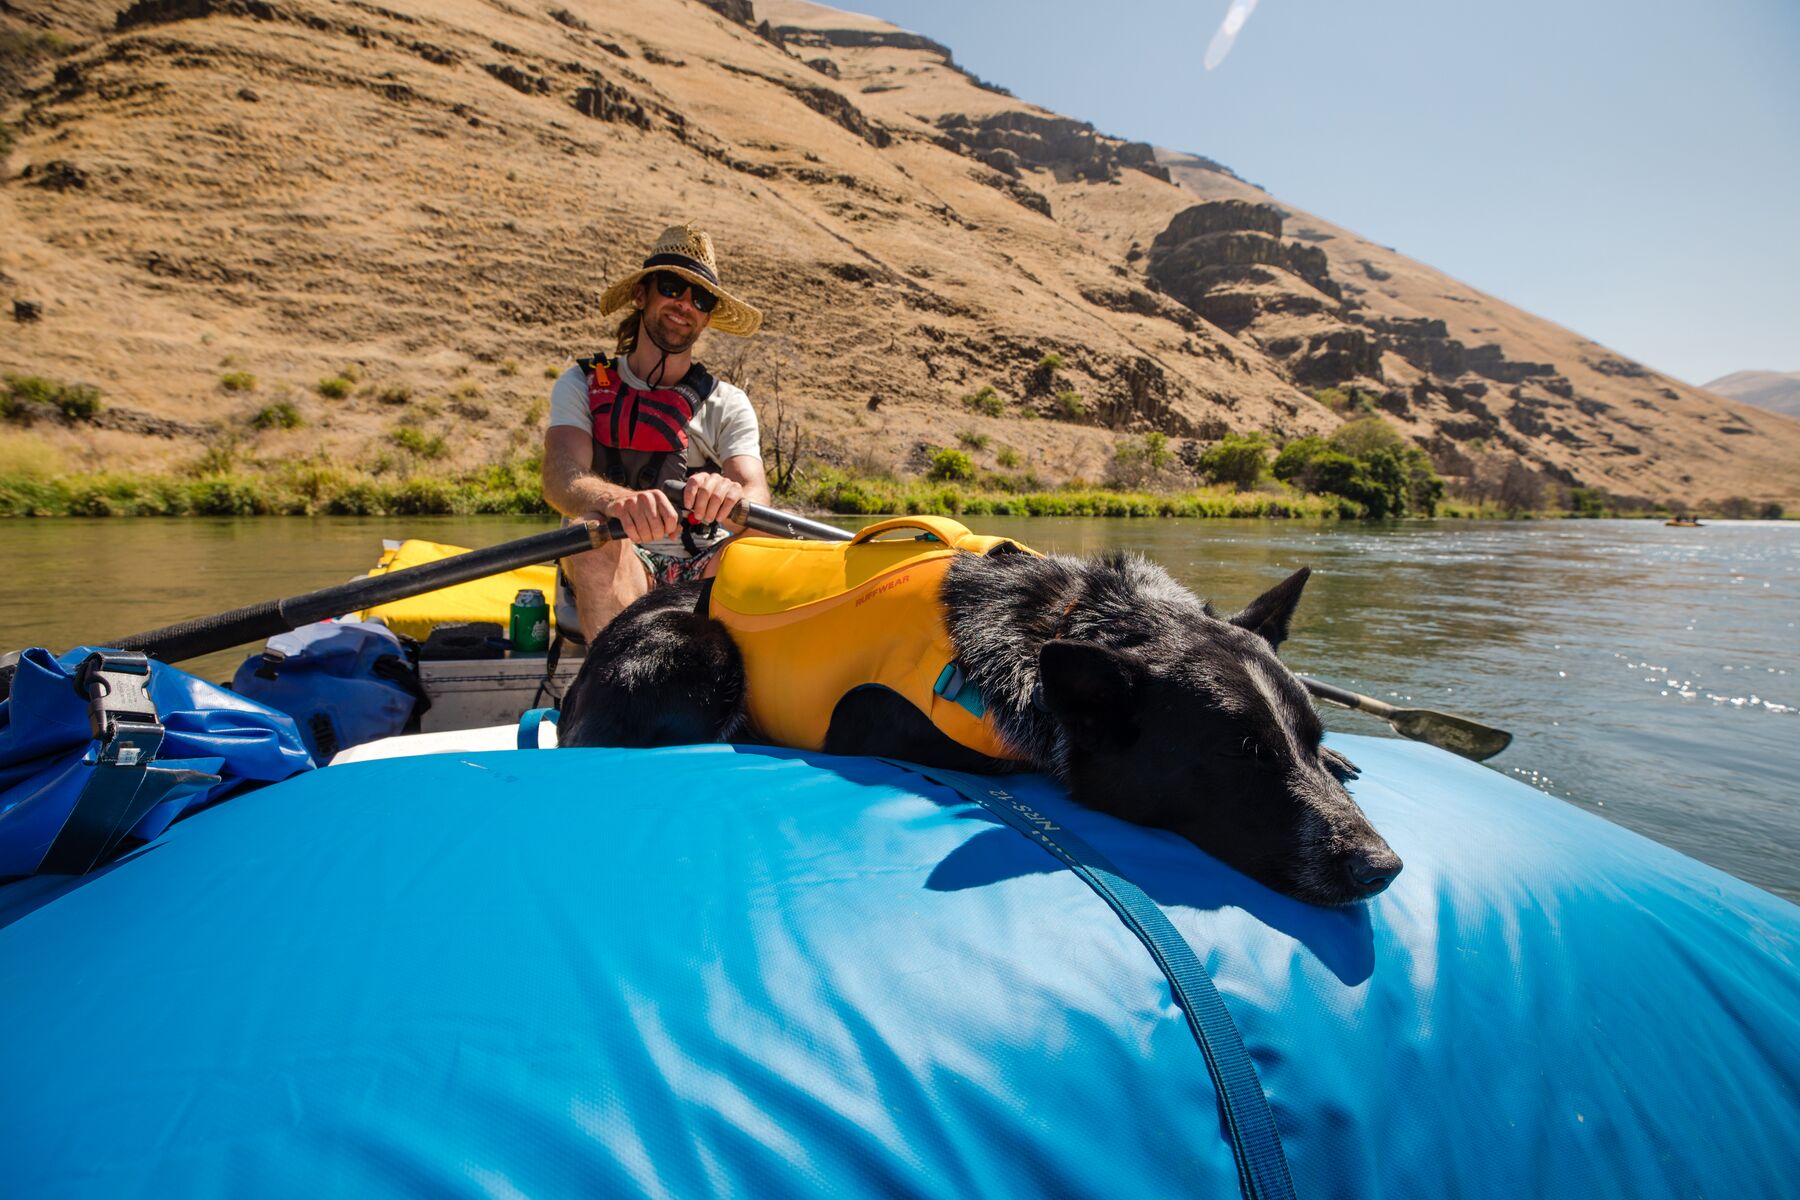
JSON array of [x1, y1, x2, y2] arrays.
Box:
[[1, 734, 1796, 1198]]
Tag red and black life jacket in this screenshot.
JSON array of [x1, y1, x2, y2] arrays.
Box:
[[576, 353, 720, 492]]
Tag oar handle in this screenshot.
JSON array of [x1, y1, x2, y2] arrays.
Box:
[[99, 519, 623, 663], [659, 481, 853, 543], [1299, 676, 1399, 719]]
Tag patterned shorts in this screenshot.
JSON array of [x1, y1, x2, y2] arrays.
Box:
[[632, 539, 726, 587]]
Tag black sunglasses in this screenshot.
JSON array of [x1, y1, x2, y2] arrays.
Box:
[[651, 271, 718, 314]]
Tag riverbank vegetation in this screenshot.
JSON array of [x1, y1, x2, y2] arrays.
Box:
[[0, 443, 1355, 520], [0, 460, 550, 518], [0, 454, 1776, 521], [800, 468, 1355, 519], [0, 373, 1784, 520], [1, 374, 103, 423]]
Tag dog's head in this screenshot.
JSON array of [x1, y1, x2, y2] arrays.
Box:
[[1038, 565, 1401, 906]]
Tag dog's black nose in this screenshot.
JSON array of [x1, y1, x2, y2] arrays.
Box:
[[1345, 848, 1403, 897]]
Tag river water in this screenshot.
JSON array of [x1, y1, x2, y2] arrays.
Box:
[[3, 516, 1795, 902]]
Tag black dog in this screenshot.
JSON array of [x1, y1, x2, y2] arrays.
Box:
[[559, 548, 1401, 906]]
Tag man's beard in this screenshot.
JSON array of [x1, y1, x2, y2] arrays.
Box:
[[645, 310, 701, 355]]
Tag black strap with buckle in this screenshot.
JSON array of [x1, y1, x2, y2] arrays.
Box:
[[36, 652, 218, 876]]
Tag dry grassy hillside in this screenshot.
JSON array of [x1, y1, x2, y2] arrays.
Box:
[[1704, 371, 1800, 421], [3, 0, 1795, 509]]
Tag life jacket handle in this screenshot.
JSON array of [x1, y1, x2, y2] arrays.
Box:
[[847, 515, 978, 548]]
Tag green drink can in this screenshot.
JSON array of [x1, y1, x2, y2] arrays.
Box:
[[509, 588, 550, 655]]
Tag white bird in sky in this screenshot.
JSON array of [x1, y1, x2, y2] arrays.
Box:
[[1204, 0, 1262, 70]]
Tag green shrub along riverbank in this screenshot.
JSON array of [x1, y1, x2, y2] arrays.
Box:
[[0, 463, 550, 518]]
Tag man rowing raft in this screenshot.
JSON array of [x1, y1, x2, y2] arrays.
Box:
[[541, 224, 771, 640]]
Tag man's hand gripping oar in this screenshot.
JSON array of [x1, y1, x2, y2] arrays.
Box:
[[658, 480, 854, 544]]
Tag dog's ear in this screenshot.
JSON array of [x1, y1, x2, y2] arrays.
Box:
[[1228, 566, 1310, 650], [1038, 640, 1143, 753]]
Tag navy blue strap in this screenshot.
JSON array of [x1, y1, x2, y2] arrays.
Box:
[[881, 760, 1296, 1200]]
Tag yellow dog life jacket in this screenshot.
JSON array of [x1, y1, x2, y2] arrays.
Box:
[[708, 515, 1037, 760]]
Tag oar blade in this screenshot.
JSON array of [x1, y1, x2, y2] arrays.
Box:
[[1388, 708, 1513, 762]]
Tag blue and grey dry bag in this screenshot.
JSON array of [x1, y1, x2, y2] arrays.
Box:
[[232, 621, 426, 761]]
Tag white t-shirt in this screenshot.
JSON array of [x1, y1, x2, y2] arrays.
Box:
[[549, 355, 761, 556]]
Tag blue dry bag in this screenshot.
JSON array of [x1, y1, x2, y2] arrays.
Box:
[[0, 646, 313, 877], [232, 621, 427, 761]]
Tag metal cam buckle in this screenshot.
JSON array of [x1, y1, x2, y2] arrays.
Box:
[[73, 651, 161, 744]]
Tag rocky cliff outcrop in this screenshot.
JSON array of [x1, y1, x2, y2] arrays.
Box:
[[1149, 201, 1599, 419], [700, 0, 758, 26], [1148, 201, 1340, 311], [772, 24, 954, 62], [1145, 201, 1373, 395], [936, 112, 1169, 184]]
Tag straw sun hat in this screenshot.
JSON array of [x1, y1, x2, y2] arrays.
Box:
[[598, 224, 763, 337]]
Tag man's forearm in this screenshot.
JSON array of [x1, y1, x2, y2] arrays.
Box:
[[543, 458, 628, 519], [721, 455, 770, 508]]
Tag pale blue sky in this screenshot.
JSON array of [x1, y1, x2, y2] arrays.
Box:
[[841, 0, 1798, 385]]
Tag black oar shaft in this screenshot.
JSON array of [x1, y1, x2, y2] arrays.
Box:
[[738, 502, 855, 543], [105, 597, 291, 667], [103, 520, 617, 663]]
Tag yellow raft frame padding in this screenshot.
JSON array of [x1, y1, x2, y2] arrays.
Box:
[[355, 539, 558, 643]]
